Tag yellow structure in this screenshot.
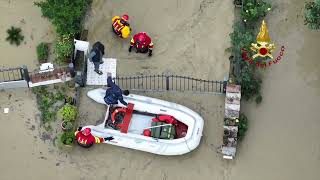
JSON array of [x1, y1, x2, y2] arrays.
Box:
[[250, 20, 275, 59]]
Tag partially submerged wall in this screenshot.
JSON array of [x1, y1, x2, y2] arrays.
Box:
[[222, 84, 241, 159], [0, 80, 28, 89]]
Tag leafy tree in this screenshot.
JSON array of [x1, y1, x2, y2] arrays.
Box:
[[34, 0, 91, 35], [305, 0, 320, 29]]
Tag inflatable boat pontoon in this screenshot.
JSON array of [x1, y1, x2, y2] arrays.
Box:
[[83, 88, 204, 155]]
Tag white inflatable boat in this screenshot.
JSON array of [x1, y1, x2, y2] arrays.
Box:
[[83, 88, 204, 155]]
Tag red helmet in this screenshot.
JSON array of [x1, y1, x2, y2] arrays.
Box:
[[82, 128, 91, 136], [121, 14, 129, 21], [143, 129, 151, 137], [137, 32, 147, 43]]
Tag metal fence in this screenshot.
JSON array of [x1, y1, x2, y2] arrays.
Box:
[[113, 75, 226, 94], [0, 67, 24, 82]]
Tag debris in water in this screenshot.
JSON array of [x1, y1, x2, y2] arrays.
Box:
[[29, 125, 35, 131], [4, 108, 9, 114], [39, 156, 47, 160], [40, 132, 51, 141]]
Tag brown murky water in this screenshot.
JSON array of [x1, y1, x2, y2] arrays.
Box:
[[229, 0, 320, 179], [84, 0, 231, 80], [0, 0, 54, 70]]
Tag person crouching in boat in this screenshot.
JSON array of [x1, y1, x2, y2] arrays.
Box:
[[112, 14, 131, 39], [129, 32, 154, 57], [75, 127, 114, 148], [104, 72, 130, 107]]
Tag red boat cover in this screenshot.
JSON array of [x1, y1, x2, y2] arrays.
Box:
[[117, 103, 134, 133]]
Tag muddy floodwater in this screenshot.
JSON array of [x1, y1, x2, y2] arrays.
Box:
[[0, 0, 54, 70]]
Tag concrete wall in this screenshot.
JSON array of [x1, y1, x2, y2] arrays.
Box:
[[0, 80, 28, 89]]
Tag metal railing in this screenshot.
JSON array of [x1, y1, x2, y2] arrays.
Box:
[[0, 67, 24, 82], [113, 75, 226, 94]]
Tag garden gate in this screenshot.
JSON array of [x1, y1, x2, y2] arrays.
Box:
[[0, 66, 29, 89]]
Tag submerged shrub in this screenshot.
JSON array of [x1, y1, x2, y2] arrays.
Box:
[[36, 42, 49, 63], [241, 0, 271, 24], [236, 63, 262, 102], [60, 131, 75, 145], [237, 113, 248, 141], [6, 26, 24, 46], [58, 103, 78, 121], [228, 22, 255, 53], [304, 0, 320, 29]]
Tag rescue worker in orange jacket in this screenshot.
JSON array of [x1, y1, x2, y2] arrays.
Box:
[[75, 127, 114, 148], [112, 14, 131, 38], [128, 32, 153, 56]]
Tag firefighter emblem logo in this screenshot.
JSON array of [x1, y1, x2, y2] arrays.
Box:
[[242, 20, 286, 68], [251, 20, 276, 59]]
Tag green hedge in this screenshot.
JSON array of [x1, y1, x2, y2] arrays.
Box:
[[229, 0, 272, 104], [36, 42, 49, 63], [35, 0, 91, 35]]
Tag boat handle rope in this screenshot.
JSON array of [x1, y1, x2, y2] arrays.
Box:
[[144, 124, 172, 130], [183, 137, 191, 152]]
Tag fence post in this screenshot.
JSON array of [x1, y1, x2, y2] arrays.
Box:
[[21, 65, 30, 83], [223, 81, 227, 93], [166, 76, 169, 91]]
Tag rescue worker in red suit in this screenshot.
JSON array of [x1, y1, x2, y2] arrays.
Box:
[[128, 32, 154, 57], [75, 127, 114, 148], [112, 14, 131, 39]]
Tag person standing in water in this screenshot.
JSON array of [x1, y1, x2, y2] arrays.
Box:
[[89, 41, 105, 75]]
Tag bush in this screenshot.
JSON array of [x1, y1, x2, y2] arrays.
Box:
[[6, 26, 24, 46], [32, 86, 48, 94], [255, 94, 262, 104], [237, 113, 248, 141], [42, 111, 55, 123], [54, 34, 73, 64], [60, 131, 75, 145], [32, 86, 68, 125], [236, 65, 262, 101], [58, 103, 78, 121], [36, 42, 49, 63], [62, 121, 73, 130], [234, 0, 242, 6], [34, 0, 91, 35], [228, 22, 255, 54], [304, 0, 320, 29], [241, 0, 271, 24]]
